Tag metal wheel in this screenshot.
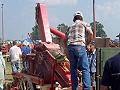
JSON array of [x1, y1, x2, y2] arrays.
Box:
[[18, 75, 34, 90]]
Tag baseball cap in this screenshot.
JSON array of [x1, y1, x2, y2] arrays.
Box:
[[74, 11, 83, 18], [23, 40, 29, 46]]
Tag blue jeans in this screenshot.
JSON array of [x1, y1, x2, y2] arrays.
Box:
[[23, 59, 28, 71], [11, 60, 21, 73], [67, 44, 91, 90]]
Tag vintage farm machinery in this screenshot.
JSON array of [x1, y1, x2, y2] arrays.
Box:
[[10, 3, 73, 90], [9, 2, 120, 90]]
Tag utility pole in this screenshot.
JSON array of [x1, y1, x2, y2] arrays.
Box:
[[93, 0, 96, 39], [1, 3, 4, 42], [93, 0, 99, 90]]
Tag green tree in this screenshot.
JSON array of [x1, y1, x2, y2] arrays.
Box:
[[57, 23, 68, 34], [90, 21, 107, 37], [31, 24, 40, 40]]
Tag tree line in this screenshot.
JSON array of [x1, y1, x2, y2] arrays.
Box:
[[30, 21, 107, 40]]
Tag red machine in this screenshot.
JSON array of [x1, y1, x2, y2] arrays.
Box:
[[11, 3, 72, 90], [1, 44, 9, 55]]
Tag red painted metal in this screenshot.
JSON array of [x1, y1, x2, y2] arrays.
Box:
[[50, 26, 66, 39], [36, 3, 71, 88], [12, 3, 71, 90], [26, 42, 71, 88], [36, 3, 66, 40], [26, 53, 36, 75], [36, 3, 52, 42], [45, 47, 71, 87], [12, 72, 44, 85]]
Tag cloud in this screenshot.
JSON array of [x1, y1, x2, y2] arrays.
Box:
[[36, 0, 77, 5], [95, 0, 120, 39], [96, 0, 120, 17]]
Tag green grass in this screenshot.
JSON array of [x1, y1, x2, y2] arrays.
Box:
[[4, 57, 13, 83]]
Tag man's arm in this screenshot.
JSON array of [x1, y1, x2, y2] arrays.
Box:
[[86, 25, 93, 45], [64, 27, 70, 59]]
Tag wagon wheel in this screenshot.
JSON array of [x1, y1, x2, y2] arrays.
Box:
[[18, 75, 34, 90]]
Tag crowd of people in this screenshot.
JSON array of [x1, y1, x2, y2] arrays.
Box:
[[0, 40, 32, 90], [9, 40, 31, 73]]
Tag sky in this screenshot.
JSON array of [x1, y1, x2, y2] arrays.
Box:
[[0, 0, 120, 40]]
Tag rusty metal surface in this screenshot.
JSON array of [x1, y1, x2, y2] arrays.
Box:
[[12, 72, 44, 85], [12, 3, 77, 89], [25, 42, 71, 88]]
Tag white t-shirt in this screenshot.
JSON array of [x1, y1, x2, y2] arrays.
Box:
[[9, 45, 22, 62]]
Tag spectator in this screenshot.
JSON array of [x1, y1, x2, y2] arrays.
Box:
[[9, 41, 22, 73], [87, 41, 96, 90], [66, 11, 93, 90], [21, 41, 30, 72], [0, 46, 6, 90], [100, 52, 120, 90]]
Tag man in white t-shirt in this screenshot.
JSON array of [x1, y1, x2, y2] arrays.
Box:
[[9, 41, 22, 73]]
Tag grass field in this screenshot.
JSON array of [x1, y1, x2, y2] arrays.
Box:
[[4, 57, 13, 83], [5, 59, 13, 82]]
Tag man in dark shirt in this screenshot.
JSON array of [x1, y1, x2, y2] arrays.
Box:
[[100, 52, 120, 90]]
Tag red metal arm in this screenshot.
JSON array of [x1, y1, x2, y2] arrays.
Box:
[[50, 26, 66, 39], [36, 3, 52, 42]]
